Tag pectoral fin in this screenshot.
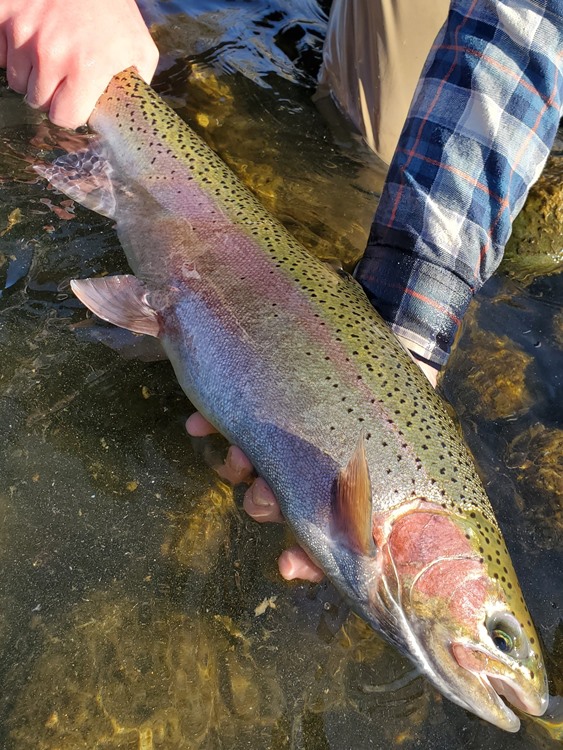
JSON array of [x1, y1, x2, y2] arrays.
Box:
[[331, 432, 375, 556], [71, 276, 160, 337]]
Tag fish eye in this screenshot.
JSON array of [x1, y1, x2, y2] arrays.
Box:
[[492, 628, 514, 653], [486, 613, 528, 659]]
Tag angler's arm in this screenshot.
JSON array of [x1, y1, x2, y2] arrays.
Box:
[[0, 0, 158, 129], [355, 0, 563, 372]]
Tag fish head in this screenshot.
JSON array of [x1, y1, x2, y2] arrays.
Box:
[[372, 503, 549, 731]]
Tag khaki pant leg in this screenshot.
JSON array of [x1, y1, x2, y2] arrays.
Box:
[[318, 0, 450, 164]]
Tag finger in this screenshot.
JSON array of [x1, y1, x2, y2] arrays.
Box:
[[278, 547, 324, 582], [185, 413, 218, 438], [395, 334, 439, 388], [6, 48, 31, 94], [0, 32, 7, 69], [48, 72, 110, 129], [25, 63, 58, 111], [48, 32, 159, 130], [215, 445, 254, 484], [243, 478, 284, 522], [133, 38, 160, 85]]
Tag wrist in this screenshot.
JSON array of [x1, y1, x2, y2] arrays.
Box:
[[355, 240, 473, 370]]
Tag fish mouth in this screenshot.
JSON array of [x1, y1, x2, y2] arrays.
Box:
[[479, 674, 523, 731], [488, 674, 544, 716], [469, 671, 521, 732], [452, 643, 548, 731]]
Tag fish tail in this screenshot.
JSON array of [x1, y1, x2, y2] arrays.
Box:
[[34, 140, 117, 219]]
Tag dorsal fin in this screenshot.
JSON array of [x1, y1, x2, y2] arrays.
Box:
[[331, 432, 374, 555], [71, 276, 160, 337]]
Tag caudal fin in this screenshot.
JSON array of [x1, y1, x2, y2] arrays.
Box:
[[34, 139, 117, 219]]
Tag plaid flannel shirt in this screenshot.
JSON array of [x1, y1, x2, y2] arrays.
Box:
[[355, 0, 563, 369]]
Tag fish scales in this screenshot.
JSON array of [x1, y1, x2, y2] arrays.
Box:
[[35, 69, 548, 731], [92, 76, 490, 515]]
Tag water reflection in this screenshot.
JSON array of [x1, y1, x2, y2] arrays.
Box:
[[0, 2, 561, 748]]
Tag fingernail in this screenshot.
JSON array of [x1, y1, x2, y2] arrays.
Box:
[[226, 446, 246, 473], [251, 479, 274, 507]]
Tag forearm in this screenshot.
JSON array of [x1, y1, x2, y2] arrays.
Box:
[[355, 0, 563, 368]]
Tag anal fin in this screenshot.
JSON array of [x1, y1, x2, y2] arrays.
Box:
[[71, 275, 160, 337], [331, 432, 375, 556]]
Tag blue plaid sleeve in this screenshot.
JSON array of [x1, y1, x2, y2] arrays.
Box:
[[355, 0, 563, 369]]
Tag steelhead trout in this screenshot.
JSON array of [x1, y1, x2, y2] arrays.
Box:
[[36, 69, 548, 731]]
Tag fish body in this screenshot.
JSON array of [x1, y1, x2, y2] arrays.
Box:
[[36, 69, 548, 731]]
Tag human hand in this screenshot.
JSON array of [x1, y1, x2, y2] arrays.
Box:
[[186, 412, 326, 583], [0, 0, 159, 129], [186, 343, 438, 584]]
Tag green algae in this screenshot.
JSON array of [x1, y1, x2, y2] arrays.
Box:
[[503, 153, 563, 284]]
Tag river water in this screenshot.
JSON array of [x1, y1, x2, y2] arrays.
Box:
[[0, 2, 561, 748]]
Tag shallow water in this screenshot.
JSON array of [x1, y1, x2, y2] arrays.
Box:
[[0, 2, 561, 748]]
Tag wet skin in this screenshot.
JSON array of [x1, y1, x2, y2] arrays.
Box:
[[185, 345, 437, 583]]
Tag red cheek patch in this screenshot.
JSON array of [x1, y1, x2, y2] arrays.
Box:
[[413, 559, 489, 618], [387, 512, 474, 579], [384, 511, 489, 619]]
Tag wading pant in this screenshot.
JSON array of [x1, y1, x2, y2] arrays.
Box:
[[318, 0, 450, 165]]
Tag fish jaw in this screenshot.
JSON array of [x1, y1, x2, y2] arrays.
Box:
[[452, 641, 549, 725], [366, 502, 548, 732]]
